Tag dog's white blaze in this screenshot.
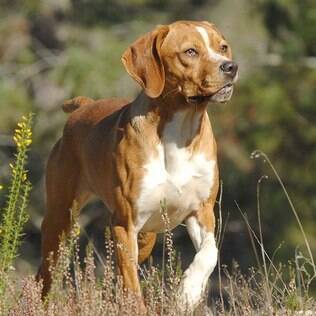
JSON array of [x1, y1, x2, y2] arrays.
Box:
[[180, 226, 217, 309], [136, 110, 216, 233], [196, 26, 228, 62]]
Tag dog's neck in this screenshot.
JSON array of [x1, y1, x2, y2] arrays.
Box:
[[130, 91, 208, 148]]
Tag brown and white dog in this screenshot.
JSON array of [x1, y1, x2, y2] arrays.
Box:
[[38, 20, 238, 310]]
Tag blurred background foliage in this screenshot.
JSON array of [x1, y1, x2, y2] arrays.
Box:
[[0, 0, 315, 287]]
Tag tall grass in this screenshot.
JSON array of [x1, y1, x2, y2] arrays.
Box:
[[0, 117, 315, 315], [251, 150, 315, 275], [216, 150, 316, 315]]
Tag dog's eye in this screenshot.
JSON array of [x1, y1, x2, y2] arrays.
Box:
[[220, 44, 228, 53], [185, 48, 198, 57]]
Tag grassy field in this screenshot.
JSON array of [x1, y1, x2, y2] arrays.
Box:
[[0, 117, 315, 315]]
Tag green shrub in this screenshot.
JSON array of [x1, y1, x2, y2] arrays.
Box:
[[0, 114, 33, 295]]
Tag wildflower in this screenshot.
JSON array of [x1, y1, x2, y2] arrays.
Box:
[[73, 223, 81, 237], [13, 115, 33, 149], [22, 173, 27, 182]]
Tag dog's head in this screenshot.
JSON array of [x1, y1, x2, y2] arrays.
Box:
[[122, 20, 238, 104]]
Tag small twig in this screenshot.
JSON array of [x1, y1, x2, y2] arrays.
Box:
[[256, 175, 272, 306]]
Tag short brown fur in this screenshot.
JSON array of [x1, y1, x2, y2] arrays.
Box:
[[38, 20, 237, 310]]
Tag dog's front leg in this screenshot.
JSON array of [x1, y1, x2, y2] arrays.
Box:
[[179, 204, 218, 311], [112, 224, 145, 310]]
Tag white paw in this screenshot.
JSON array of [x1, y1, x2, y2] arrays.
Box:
[[178, 272, 206, 312]]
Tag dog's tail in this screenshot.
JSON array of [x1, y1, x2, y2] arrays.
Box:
[[62, 96, 94, 113]]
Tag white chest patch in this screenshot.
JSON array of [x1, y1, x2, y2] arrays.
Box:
[[135, 110, 216, 232]]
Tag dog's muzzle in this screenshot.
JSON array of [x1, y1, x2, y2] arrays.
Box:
[[187, 83, 234, 104]]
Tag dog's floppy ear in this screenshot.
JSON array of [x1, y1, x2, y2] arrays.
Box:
[[121, 25, 169, 98]]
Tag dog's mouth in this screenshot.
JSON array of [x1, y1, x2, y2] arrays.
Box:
[[187, 83, 234, 104]]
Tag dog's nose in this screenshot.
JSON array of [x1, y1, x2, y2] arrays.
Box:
[[220, 61, 238, 78]]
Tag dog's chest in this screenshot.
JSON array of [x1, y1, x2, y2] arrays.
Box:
[[135, 111, 216, 232]]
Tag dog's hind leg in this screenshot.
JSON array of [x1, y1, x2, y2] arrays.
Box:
[[37, 139, 91, 296]]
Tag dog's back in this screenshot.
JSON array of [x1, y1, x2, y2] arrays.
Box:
[[62, 96, 130, 128], [59, 96, 131, 156]]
